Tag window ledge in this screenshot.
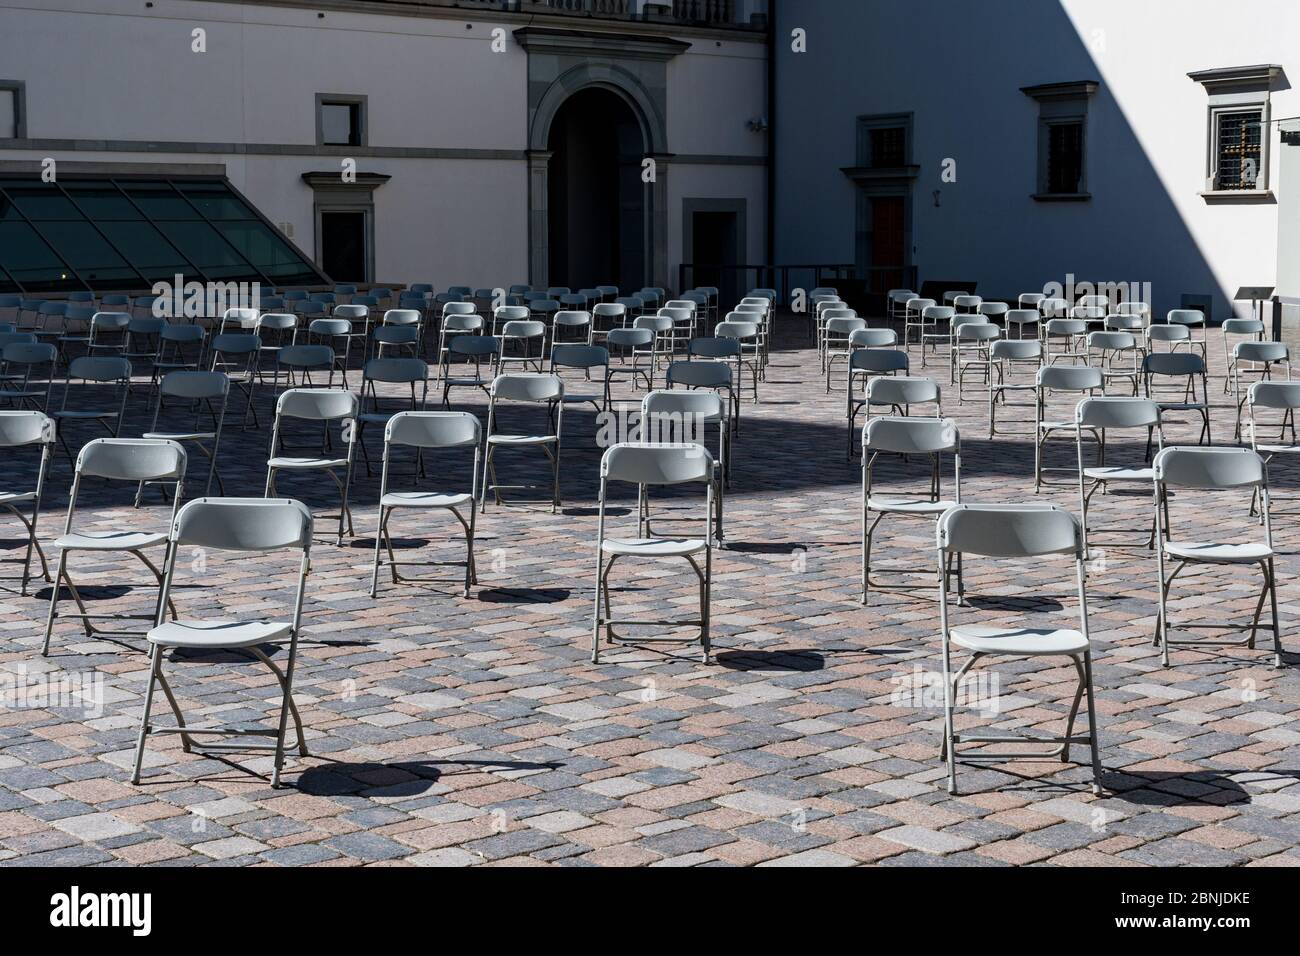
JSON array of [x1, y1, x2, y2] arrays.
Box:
[[1200, 189, 1275, 204], [1032, 192, 1091, 202]]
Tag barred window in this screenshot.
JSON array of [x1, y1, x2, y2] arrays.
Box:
[[869, 126, 906, 168], [1047, 122, 1084, 195], [1214, 110, 1263, 190]]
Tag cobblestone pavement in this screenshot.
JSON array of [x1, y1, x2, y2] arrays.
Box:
[[2, 321, 1299, 867]]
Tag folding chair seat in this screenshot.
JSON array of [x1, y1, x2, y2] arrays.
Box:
[[499, 319, 547, 371], [130, 497, 313, 788], [142, 370, 230, 501], [550, 310, 593, 354], [824, 317, 867, 392], [987, 339, 1042, 439], [1045, 318, 1089, 365], [53, 356, 132, 461], [591, 302, 627, 344], [846, 348, 911, 458], [0, 341, 57, 411], [1005, 308, 1040, 340], [1143, 351, 1210, 445], [1154, 447, 1282, 668], [440, 335, 500, 406], [1035, 365, 1102, 491], [668, 358, 739, 443], [1075, 397, 1163, 555], [862, 416, 962, 604], [306, 318, 352, 386], [492, 304, 530, 337], [1087, 330, 1140, 395], [220, 307, 259, 334], [1248, 381, 1300, 518], [715, 320, 760, 402], [937, 504, 1103, 795], [480, 373, 564, 513], [918, 305, 954, 367], [154, 323, 206, 382], [265, 388, 358, 545], [1222, 317, 1265, 391], [0, 411, 55, 595], [41, 438, 187, 656], [592, 442, 716, 664], [333, 303, 371, 362], [372, 411, 480, 598], [550, 344, 611, 415], [1230, 341, 1289, 438], [952, 321, 1000, 397], [356, 357, 428, 475], [641, 390, 727, 538], [1166, 309, 1207, 358], [901, 298, 936, 349], [607, 327, 655, 393]]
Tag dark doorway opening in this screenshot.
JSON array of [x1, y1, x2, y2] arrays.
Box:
[[547, 87, 647, 291], [869, 196, 906, 294], [321, 210, 367, 283], [692, 211, 740, 309]]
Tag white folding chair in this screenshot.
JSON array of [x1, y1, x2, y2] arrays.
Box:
[[1143, 351, 1211, 446], [41, 439, 186, 656], [937, 504, 1103, 796], [1075, 397, 1162, 555], [0, 410, 54, 595], [593, 443, 715, 664], [1035, 365, 1102, 491], [141, 370, 230, 502], [265, 389, 357, 545], [1154, 447, 1282, 668], [641, 390, 727, 539], [987, 339, 1042, 439], [130, 497, 313, 788], [846, 348, 910, 459], [372, 411, 480, 598], [1230, 341, 1289, 439], [862, 416, 961, 603], [480, 373, 564, 513]]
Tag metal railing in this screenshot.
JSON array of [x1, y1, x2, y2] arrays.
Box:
[[400, 0, 768, 30]]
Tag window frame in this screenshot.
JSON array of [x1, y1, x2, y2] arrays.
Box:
[[1189, 65, 1281, 202], [0, 79, 27, 139], [315, 93, 368, 148], [1022, 81, 1098, 202]]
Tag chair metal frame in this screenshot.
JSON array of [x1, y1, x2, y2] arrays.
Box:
[[265, 388, 358, 546], [41, 438, 186, 656], [130, 497, 313, 788], [372, 411, 480, 598], [480, 373, 564, 514], [0, 411, 55, 595], [592, 442, 715, 665], [936, 504, 1104, 796], [1153, 447, 1282, 669]]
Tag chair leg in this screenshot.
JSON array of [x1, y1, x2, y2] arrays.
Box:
[[1267, 557, 1283, 668], [40, 551, 68, 656], [370, 506, 385, 598], [130, 644, 162, 784], [1083, 650, 1104, 794]]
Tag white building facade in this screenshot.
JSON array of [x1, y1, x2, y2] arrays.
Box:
[[773, 0, 1300, 322], [0, 0, 770, 293]]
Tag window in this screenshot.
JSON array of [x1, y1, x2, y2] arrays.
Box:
[[870, 126, 906, 169], [0, 176, 328, 293], [1047, 121, 1084, 194], [1214, 110, 1263, 190], [0, 81, 25, 139], [1189, 65, 1281, 200], [855, 114, 912, 170], [317, 95, 366, 147], [1023, 81, 1097, 200]]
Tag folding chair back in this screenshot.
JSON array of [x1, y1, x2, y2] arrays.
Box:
[[602, 442, 713, 486], [1154, 446, 1265, 490], [173, 497, 313, 551], [76, 438, 186, 482], [939, 504, 1080, 558], [852, 349, 910, 374], [1038, 365, 1102, 391], [160, 369, 229, 401], [551, 345, 608, 371], [1249, 380, 1300, 411], [386, 410, 480, 449], [491, 372, 562, 403], [851, 328, 898, 348], [866, 375, 940, 408], [863, 416, 958, 455], [1076, 396, 1160, 430], [667, 360, 731, 389], [0, 409, 54, 446], [276, 387, 357, 422]]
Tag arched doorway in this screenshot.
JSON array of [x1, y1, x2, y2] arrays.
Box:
[[546, 87, 647, 292]]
